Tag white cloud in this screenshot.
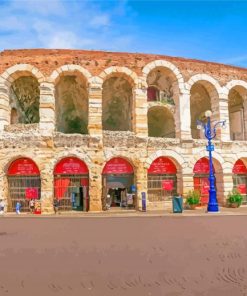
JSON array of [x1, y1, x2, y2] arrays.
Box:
[[89, 14, 111, 27], [0, 0, 137, 52]]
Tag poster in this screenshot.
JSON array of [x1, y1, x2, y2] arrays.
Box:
[[162, 180, 173, 190], [25, 188, 38, 199], [201, 179, 209, 195], [237, 184, 246, 194]]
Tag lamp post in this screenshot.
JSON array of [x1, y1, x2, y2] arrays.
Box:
[[196, 110, 226, 212]]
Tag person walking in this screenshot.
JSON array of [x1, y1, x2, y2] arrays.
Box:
[[53, 198, 59, 214], [15, 201, 21, 215], [0, 199, 5, 215], [29, 199, 35, 214]]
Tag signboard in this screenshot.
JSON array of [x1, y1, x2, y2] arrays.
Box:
[[237, 184, 247, 194], [201, 179, 209, 195], [233, 160, 247, 175], [162, 180, 174, 190], [103, 158, 134, 174], [193, 157, 215, 174], [8, 158, 40, 176], [25, 188, 39, 199], [54, 157, 89, 175], [148, 157, 177, 174], [131, 185, 136, 192]]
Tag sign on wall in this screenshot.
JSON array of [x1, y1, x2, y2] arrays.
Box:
[[233, 160, 247, 174], [148, 157, 177, 174], [54, 157, 89, 175], [8, 158, 40, 176], [103, 158, 134, 174], [193, 157, 215, 174]]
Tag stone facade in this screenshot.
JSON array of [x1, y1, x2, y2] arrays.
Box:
[[1, 49, 247, 213]]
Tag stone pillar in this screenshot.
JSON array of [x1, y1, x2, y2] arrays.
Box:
[[0, 78, 10, 131], [88, 77, 103, 137], [40, 168, 54, 213], [177, 92, 192, 140], [39, 82, 55, 132], [181, 172, 194, 196], [243, 99, 247, 140], [89, 162, 103, 211], [221, 173, 233, 205], [135, 161, 147, 210], [218, 95, 231, 141], [133, 81, 148, 137]]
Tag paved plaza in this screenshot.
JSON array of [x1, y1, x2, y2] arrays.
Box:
[[0, 214, 247, 296]]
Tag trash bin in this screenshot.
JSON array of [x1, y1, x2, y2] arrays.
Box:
[[172, 196, 183, 213]]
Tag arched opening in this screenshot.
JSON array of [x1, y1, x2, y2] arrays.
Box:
[[9, 76, 40, 124], [193, 157, 223, 205], [148, 107, 175, 138], [55, 74, 88, 134], [10, 108, 18, 124], [102, 157, 135, 210], [148, 157, 177, 202], [54, 157, 89, 211], [190, 83, 212, 139], [7, 158, 41, 212], [146, 68, 176, 105], [228, 88, 246, 140], [147, 86, 160, 102], [232, 159, 247, 204], [102, 76, 133, 131]]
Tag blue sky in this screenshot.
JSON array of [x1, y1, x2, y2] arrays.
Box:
[[0, 0, 247, 67]]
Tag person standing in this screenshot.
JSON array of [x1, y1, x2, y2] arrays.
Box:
[[53, 198, 59, 214], [16, 201, 21, 215], [0, 199, 5, 215], [29, 199, 35, 214]]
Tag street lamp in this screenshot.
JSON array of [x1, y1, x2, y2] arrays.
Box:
[[196, 110, 226, 212]]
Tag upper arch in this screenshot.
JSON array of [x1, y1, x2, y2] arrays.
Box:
[[1, 64, 45, 84], [223, 79, 247, 98], [49, 64, 92, 84], [186, 74, 222, 95], [99, 66, 138, 86]]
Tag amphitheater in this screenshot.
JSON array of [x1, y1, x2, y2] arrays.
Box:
[[0, 49, 247, 213]]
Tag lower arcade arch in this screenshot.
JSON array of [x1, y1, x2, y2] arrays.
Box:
[[147, 157, 178, 202], [102, 157, 136, 210], [54, 157, 89, 211], [7, 158, 41, 212], [193, 157, 223, 205]]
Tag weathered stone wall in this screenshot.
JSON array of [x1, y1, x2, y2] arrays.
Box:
[[0, 49, 247, 212]]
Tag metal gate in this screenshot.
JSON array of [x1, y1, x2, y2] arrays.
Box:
[[54, 175, 89, 211], [233, 175, 247, 205], [147, 174, 177, 202], [8, 176, 41, 212]]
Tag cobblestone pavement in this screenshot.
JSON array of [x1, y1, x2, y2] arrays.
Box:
[[0, 216, 247, 296]]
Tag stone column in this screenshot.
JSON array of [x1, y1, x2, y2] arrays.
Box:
[[88, 77, 103, 137], [221, 173, 233, 205], [40, 168, 54, 214], [39, 82, 55, 133], [0, 78, 10, 131], [133, 80, 148, 137], [181, 172, 194, 196], [135, 161, 147, 210], [177, 92, 192, 140], [89, 161, 103, 211], [218, 94, 231, 141], [243, 99, 247, 140]]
